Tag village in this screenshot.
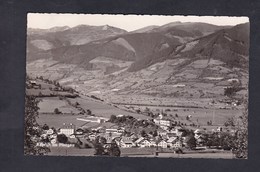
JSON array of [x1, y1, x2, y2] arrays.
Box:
[[26, 76, 243, 157], [36, 112, 236, 157]]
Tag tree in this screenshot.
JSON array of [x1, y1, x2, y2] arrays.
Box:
[[93, 136, 105, 156], [186, 134, 197, 149], [144, 107, 150, 112], [140, 130, 147, 137], [108, 140, 121, 157], [74, 101, 80, 107], [87, 109, 92, 115], [152, 130, 158, 137], [57, 134, 68, 144], [224, 85, 241, 98], [54, 108, 61, 114], [38, 91, 43, 97], [205, 133, 221, 148], [24, 95, 50, 155], [207, 120, 212, 126], [136, 109, 141, 114], [232, 106, 248, 158], [42, 124, 49, 130], [109, 115, 117, 123], [224, 117, 235, 127], [99, 137, 107, 145]]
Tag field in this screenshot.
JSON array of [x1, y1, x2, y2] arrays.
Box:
[[37, 114, 88, 128], [29, 73, 245, 131], [37, 94, 243, 130], [136, 105, 242, 127], [38, 97, 80, 114], [68, 95, 151, 120], [48, 147, 233, 159]]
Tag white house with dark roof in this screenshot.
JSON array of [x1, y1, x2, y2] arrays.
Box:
[[134, 137, 152, 147], [172, 140, 183, 149], [168, 128, 183, 137], [154, 114, 173, 130], [59, 123, 75, 138], [120, 137, 134, 148], [149, 138, 157, 147], [167, 136, 178, 147], [139, 139, 151, 148], [158, 140, 168, 148], [134, 137, 145, 146]]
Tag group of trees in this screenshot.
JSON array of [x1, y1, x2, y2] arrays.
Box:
[[109, 115, 157, 129], [24, 95, 50, 155], [200, 132, 235, 149], [230, 107, 248, 158], [93, 136, 121, 157], [224, 80, 243, 98], [35, 76, 78, 94], [57, 134, 68, 144]]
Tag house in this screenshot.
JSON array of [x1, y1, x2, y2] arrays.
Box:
[[194, 129, 206, 139], [101, 132, 122, 140], [88, 134, 97, 141], [167, 136, 183, 148], [128, 133, 138, 140], [50, 137, 57, 144], [134, 137, 151, 147], [161, 134, 169, 140], [139, 139, 151, 148], [169, 127, 183, 137], [158, 140, 168, 148], [217, 127, 223, 132], [120, 137, 134, 148], [46, 128, 54, 135], [76, 116, 109, 123], [134, 137, 145, 146], [195, 135, 205, 146], [59, 123, 75, 138], [154, 114, 173, 130], [75, 128, 84, 135], [167, 137, 178, 147], [157, 128, 168, 136], [166, 132, 177, 139], [105, 127, 125, 134], [149, 138, 157, 147], [172, 140, 183, 149], [105, 137, 114, 144]]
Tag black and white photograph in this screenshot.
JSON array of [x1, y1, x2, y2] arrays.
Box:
[[25, 13, 249, 159]]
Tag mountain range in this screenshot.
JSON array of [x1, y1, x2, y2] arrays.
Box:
[[26, 21, 249, 107]]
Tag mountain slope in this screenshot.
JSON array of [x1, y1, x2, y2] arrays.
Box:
[[27, 24, 127, 61], [27, 22, 249, 107], [175, 23, 249, 69]]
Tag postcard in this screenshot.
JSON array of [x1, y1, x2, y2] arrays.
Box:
[[25, 13, 249, 159]]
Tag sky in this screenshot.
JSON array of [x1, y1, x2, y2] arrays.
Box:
[[27, 13, 249, 32]]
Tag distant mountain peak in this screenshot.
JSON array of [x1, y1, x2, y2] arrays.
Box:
[[102, 25, 109, 30], [48, 26, 70, 32]]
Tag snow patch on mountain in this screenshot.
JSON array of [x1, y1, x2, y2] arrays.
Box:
[[181, 40, 199, 52], [112, 38, 136, 52]]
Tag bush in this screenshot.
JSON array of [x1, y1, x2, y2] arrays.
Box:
[[54, 108, 61, 114], [42, 124, 49, 130], [57, 134, 68, 144], [224, 86, 242, 97]]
